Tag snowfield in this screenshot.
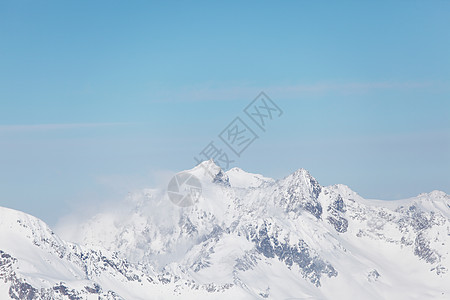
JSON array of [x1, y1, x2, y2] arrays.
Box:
[[1, 160, 449, 299]]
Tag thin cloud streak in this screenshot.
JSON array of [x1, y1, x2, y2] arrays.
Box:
[[152, 80, 443, 103], [0, 122, 132, 132]]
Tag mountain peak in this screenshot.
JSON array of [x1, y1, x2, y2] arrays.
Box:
[[280, 168, 319, 188], [190, 159, 222, 178], [291, 167, 312, 177], [225, 167, 274, 188], [418, 190, 448, 199]]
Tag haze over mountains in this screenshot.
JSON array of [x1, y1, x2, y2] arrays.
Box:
[[1, 160, 449, 299]]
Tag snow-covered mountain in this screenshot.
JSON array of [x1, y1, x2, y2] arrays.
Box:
[[1, 160, 449, 299]]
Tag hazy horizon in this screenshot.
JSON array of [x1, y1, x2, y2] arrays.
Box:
[[1, 1, 449, 225]]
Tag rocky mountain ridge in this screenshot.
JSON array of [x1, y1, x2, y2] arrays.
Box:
[[1, 161, 449, 299]]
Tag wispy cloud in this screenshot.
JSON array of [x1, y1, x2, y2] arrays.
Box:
[[0, 122, 131, 132], [152, 80, 444, 102], [269, 81, 435, 94]]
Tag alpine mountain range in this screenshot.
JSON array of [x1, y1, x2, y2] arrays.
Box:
[[1, 160, 449, 299]]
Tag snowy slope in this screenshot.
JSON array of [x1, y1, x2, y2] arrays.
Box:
[[1, 160, 449, 299]]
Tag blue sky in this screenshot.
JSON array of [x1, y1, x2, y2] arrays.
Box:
[[0, 1, 449, 225]]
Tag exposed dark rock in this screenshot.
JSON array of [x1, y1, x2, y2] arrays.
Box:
[[327, 215, 348, 233], [414, 232, 439, 264], [368, 269, 380, 282], [53, 283, 82, 300], [84, 283, 102, 294], [213, 170, 230, 187], [9, 281, 37, 300], [330, 195, 346, 213], [179, 216, 198, 236], [397, 205, 434, 232], [327, 195, 348, 233], [250, 222, 337, 286]]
